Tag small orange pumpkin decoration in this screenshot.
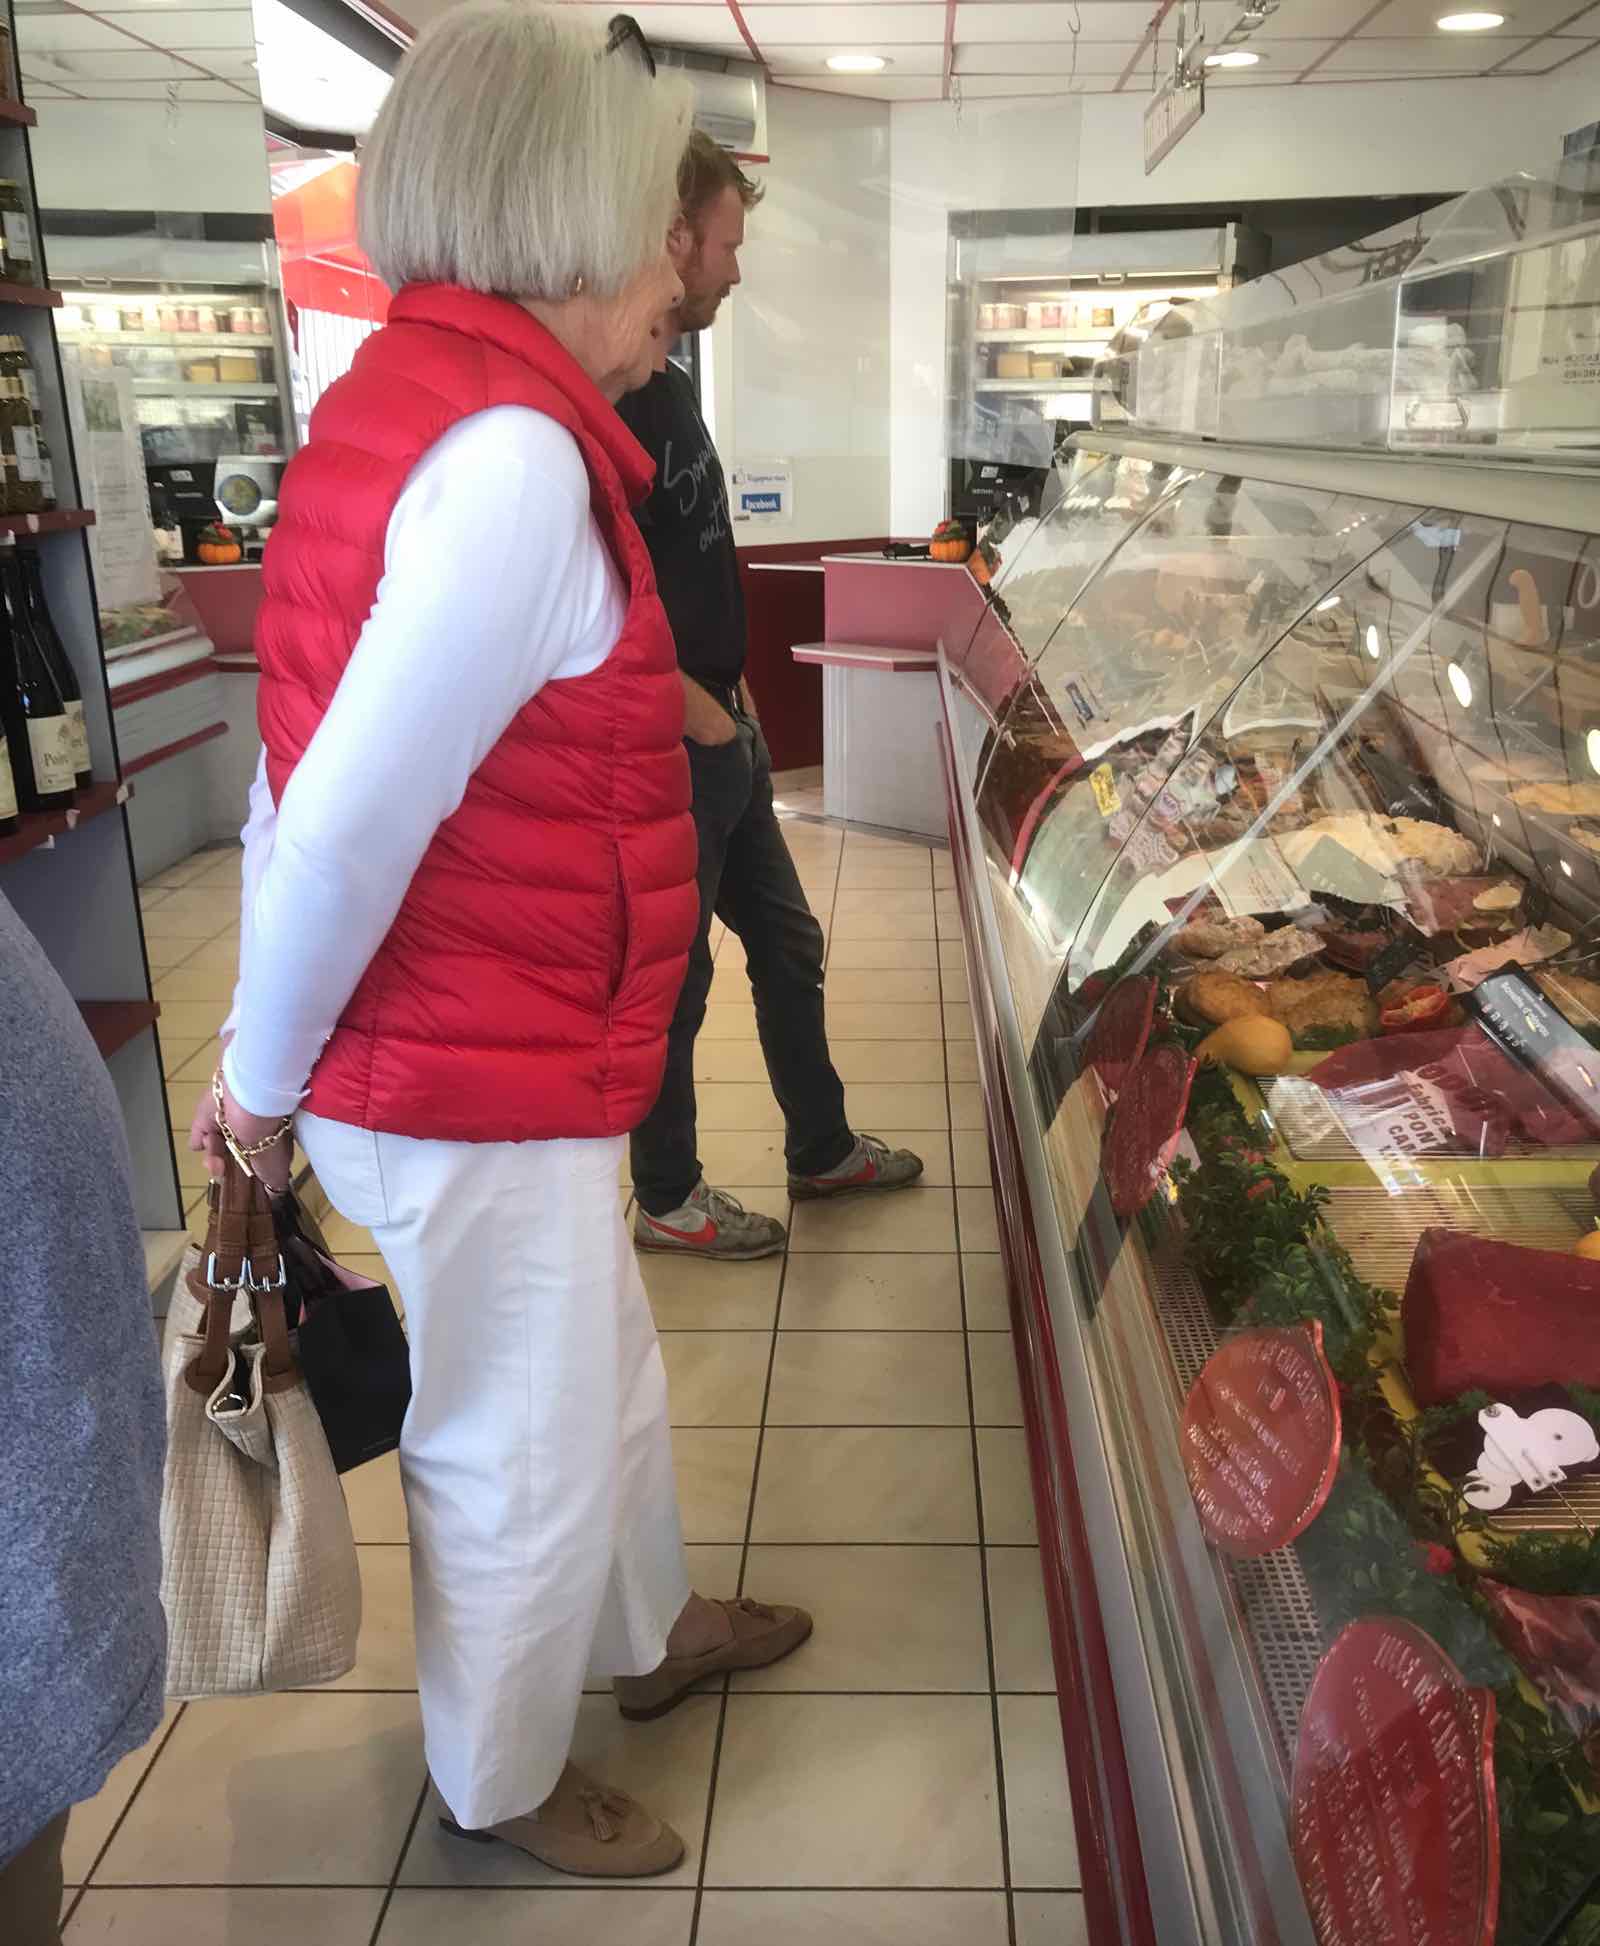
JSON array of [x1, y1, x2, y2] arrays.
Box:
[[928, 518, 971, 564], [969, 543, 998, 587], [196, 521, 243, 566]]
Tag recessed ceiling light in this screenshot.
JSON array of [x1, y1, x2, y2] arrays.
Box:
[[1447, 660, 1473, 708], [826, 51, 888, 72], [1204, 48, 1261, 67], [1436, 10, 1505, 29]]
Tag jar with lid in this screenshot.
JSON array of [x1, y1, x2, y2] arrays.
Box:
[[195, 304, 217, 334], [176, 305, 199, 333], [229, 306, 254, 335], [0, 184, 36, 287], [249, 306, 270, 336]]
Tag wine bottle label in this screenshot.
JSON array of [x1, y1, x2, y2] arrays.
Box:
[[0, 734, 16, 821], [3, 210, 33, 264], [26, 713, 74, 795], [11, 422, 39, 481], [66, 697, 89, 772], [38, 449, 53, 505]]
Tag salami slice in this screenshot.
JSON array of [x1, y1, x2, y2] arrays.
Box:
[[1102, 1042, 1197, 1216], [1085, 975, 1156, 1096]]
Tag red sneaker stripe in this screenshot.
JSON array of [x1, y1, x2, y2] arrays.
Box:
[[643, 1215, 717, 1243]]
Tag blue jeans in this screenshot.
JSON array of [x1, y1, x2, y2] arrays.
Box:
[[631, 709, 852, 1215]]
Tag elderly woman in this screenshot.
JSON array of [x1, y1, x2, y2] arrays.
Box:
[[195, 3, 809, 1878]]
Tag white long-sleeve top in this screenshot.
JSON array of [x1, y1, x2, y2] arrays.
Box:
[[221, 405, 625, 1118]]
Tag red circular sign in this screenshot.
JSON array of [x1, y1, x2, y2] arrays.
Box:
[[1292, 1620, 1500, 1946], [1180, 1322, 1342, 1557]]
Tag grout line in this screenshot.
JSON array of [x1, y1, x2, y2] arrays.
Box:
[[365, 1776, 431, 1946], [79, 1878, 1085, 1894], [70, 1700, 189, 1902], [934, 852, 1018, 1946]]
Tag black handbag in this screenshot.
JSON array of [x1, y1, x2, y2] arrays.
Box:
[[271, 1190, 412, 1474]]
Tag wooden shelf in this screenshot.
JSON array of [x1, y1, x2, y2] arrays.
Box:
[[0, 98, 36, 128], [2, 282, 61, 308], [78, 997, 160, 1059], [0, 506, 94, 536], [0, 778, 126, 865]]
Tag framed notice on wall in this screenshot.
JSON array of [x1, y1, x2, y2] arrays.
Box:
[[61, 351, 161, 616], [731, 460, 793, 526]]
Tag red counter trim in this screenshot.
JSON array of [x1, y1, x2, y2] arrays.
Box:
[[940, 725, 1157, 1946], [111, 656, 218, 709], [123, 722, 227, 777]]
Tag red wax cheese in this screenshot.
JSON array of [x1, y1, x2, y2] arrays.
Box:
[[1084, 974, 1156, 1097], [1403, 1227, 1600, 1406]]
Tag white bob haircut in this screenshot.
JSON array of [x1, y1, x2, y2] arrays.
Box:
[[358, 2, 691, 302]]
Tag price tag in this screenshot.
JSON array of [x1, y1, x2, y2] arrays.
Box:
[[1292, 835, 1401, 907], [1292, 1621, 1498, 1946], [1090, 762, 1120, 819], [1181, 1323, 1342, 1557]]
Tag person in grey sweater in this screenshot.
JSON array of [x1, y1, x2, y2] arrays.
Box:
[[0, 890, 167, 1942]]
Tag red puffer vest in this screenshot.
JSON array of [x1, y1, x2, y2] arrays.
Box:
[[255, 284, 696, 1142]]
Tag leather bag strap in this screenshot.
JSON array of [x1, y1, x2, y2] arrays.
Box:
[[185, 1154, 294, 1393]]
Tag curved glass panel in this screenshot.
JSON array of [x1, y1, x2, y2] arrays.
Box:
[[993, 475, 1600, 1945]]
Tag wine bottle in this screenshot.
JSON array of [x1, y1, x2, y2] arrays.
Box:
[[0, 720, 19, 836], [18, 543, 89, 787], [0, 536, 73, 809]]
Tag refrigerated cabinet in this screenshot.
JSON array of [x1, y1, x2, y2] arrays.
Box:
[[940, 183, 1600, 1945]]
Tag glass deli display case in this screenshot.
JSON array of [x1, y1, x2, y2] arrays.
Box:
[[941, 170, 1600, 1946]]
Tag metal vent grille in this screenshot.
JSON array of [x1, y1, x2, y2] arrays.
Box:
[[1150, 1254, 1327, 1770]]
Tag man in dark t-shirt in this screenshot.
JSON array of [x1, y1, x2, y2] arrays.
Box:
[[619, 133, 921, 1259]]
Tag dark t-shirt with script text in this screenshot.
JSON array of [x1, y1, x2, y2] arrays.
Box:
[[617, 363, 746, 686]]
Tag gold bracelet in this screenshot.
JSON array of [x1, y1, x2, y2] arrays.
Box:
[[211, 1070, 294, 1159]]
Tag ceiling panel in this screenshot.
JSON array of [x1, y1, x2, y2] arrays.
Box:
[[37, 74, 251, 95], [955, 37, 1139, 70], [23, 45, 205, 76], [1247, 0, 1386, 32], [1318, 29, 1532, 65], [13, 13, 151, 52], [739, 4, 948, 44], [763, 40, 943, 70], [144, 8, 264, 44], [566, 0, 746, 44], [1374, 0, 1586, 31], [946, 72, 1088, 91], [1496, 31, 1600, 63], [952, 1, 1152, 36], [776, 69, 943, 93]]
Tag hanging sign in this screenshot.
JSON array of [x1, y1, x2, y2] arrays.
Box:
[[1144, 67, 1205, 175]]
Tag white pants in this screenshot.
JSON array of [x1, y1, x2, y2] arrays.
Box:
[[298, 1113, 691, 1829]]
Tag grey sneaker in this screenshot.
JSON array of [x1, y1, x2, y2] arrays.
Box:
[[789, 1133, 925, 1201], [634, 1181, 787, 1260]]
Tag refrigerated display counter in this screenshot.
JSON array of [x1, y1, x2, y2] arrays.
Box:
[[940, 166, 1600, 1946]]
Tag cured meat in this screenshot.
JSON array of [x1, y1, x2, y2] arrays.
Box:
[[1479, 1580, 1600, 1735], [1306, 1024, 1592, 1157], [1402, 1227, 1600, 1405], [1084, 975, 1156, 1096], [1102, 1043, 1196, 1217]]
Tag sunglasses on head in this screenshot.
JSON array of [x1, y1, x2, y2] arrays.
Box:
[[605, 13, 656, 77]]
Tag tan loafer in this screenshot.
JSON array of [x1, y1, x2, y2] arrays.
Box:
[[614, 1597, 814, 1721], [439, 1761, 685, 1878]]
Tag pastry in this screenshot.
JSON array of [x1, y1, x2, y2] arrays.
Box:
[[1535, 968, 1600, 1028], [1175, 969, 1270, 1028], [1173, 914, 1265, 960], [1266, 971, 1378, 1044], [1512, 781, 1600, 817], [1215, 928, 1323, 977]]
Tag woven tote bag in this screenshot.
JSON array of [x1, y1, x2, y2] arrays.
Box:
[[159, 1157, 361, 1698]]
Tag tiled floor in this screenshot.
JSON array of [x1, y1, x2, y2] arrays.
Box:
[[79, 814, 1084, 1944]]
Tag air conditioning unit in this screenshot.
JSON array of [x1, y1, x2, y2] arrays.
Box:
[[652, 46, 767, 157]]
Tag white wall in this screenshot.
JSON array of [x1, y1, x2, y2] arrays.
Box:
[[725, 86, 892, 549], [32, 100, 272, 214], [888, 72, 1580, 535]]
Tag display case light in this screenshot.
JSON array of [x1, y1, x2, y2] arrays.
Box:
[[1364, 624, 1382, 659], [1587, 727, 1600, 775], [1446, 662, 1473, 707], [1562, 857, 1575, 877], [1316, 594, 1341, 611]]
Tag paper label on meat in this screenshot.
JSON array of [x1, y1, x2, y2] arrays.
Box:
[[1181, 1323, 1342, 1557], [1090, 762, 1120, 819], [1211, 837, 1311, 920], [1291, 1620, 1499, 1946]]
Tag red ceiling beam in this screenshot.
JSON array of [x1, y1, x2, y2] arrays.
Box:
[[723, 0, 769, 70], [941, 0, 956, 98]]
